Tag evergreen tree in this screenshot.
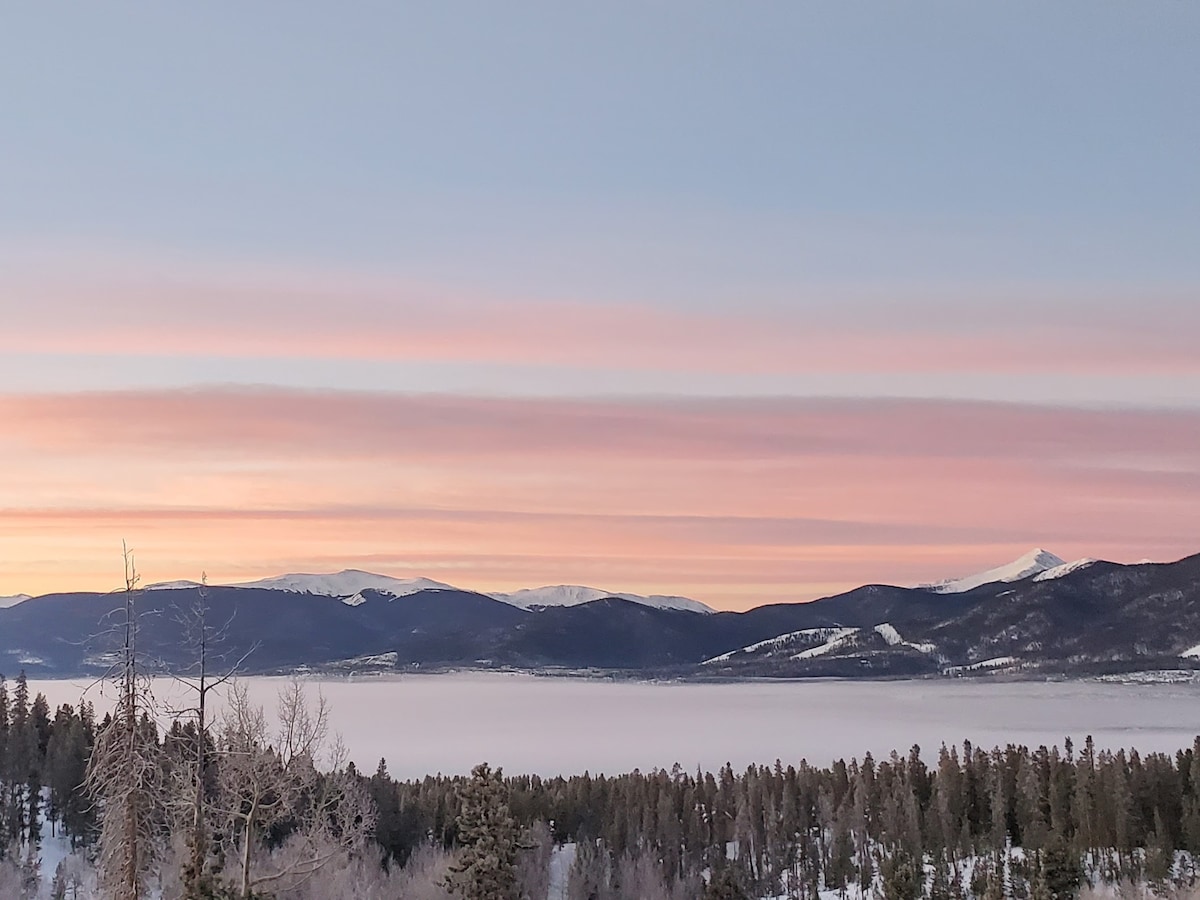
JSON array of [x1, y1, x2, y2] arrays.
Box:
[[0, 676, 9, 857], [704, 865, 750, 900], [44, 709, 92, 846], [928, 853, 952, 900], [19, 844, 38, 899], [1029, 852, 1053, 900], [983, 856, 1005, 900], [445, 762, 522, 900], [825, 800, 855, 895], [1016, 752, 1048, 850], [566, 838, 612, 900], [5, 672, 39, 846], [369, 757, 406, 864], [1040, 832, 1082, 900], [880, 850, 922, 900], [1144, 810, 1175, 893]]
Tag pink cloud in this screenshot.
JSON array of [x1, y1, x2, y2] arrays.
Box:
[[4, 389, 1200, 462], [1, 257, 1198, 375], [1, 389, 1198, 606]]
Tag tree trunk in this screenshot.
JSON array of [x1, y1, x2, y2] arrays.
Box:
[[241, 806, 256, 899]]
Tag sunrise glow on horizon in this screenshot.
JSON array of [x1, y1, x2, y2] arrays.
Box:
[[2, 4, 1198, 609]]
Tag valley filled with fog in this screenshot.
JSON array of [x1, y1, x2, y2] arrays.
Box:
[[28, 672, 1200, 779]]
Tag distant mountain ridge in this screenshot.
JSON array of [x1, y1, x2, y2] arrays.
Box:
[[16, 551, 1095, 614], [4, 550, 1199, 679], [227, 570, 458, 598], [487, 585, 712, 615], [143, 569, 716, 615]]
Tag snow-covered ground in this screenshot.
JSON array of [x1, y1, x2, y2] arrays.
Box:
[[27, 674, 1200, 780], [547, 843, 576, 900]]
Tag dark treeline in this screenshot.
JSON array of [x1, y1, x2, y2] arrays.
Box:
[[0, 671, 97, 854], [4, 665, 1200, 899], [369, 734, 1200, 899]]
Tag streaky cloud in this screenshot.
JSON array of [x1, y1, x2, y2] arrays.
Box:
[[1, 389, 1199, 607]]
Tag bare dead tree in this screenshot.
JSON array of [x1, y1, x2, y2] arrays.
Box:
[[214, 679, 376, 898], [83, 544, 164, 900], [160, 574, 257, 898]]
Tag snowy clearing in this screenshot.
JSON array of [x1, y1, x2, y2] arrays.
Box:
[[873, 623, 937, 654], [791, 628, 858, 659], [701, 627, 848, 664]]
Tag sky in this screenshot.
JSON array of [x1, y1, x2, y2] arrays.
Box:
[[1, 3, 1198, 609]]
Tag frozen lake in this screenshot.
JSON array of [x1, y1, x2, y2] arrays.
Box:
[[26, 673, 1200, 779]]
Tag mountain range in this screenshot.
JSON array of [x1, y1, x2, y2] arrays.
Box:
[[2, 549, 1199, 679], [143, 571, 716, 615]]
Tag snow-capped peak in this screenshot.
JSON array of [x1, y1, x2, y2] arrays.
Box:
[[0, 594, 32, 609], [146, 579, 207, 591], [489, 585, 714, 615], [227, 570, 457, 599], [923, 549, 1067, 594]]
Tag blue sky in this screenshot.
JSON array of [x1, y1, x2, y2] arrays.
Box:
[[3, 3, 1196, 285]]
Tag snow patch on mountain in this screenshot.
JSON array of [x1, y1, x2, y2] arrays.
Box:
[[1033, 558, 1098, 582], [0, 594, 32, 608], [873, 623, 936, 654], [228, 570, 457, 598], [923, 549, 1066, 594], [1180, 644, 1200, 660], [874, 623, 904, 646], [146, 580, 207, 591], [702, 627, 848, 665], [490, 585, 714, 615], [792, 628, 858, 660]]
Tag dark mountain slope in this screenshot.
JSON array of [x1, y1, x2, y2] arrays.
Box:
[[0, 587, 381, 673], [493, 598, 721, 668], [703, 555, 1200, 677], [913, 556, 1200, 670], [351, 588, 532, 665], [729, 583, 978, 633], [0, 586, 530, 674]]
